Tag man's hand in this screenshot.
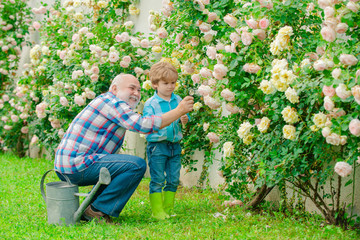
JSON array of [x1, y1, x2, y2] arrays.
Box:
[[178, 96, 194, 115], [180, 115, 189, 125]]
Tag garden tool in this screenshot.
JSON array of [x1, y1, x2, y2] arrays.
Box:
[[162, 191, 176, 215], [149, 192, 169, 220], [40, 167, 111, 225]]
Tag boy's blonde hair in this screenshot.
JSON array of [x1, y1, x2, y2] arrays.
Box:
[[149, 61, 178, 86]]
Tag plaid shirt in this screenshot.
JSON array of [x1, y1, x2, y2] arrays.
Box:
[[143, 92, 183, 143], [55, 92, 162, 174]]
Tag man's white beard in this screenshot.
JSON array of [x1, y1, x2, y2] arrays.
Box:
[[116, 91, 140, 109]]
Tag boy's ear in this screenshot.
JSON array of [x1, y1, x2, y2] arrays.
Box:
[[151, 82, 157, 90]]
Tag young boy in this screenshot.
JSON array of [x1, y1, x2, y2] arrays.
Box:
[[143, 61, 189, 220]]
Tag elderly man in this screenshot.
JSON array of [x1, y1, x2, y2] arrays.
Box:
[[54, 74, 193, 223]]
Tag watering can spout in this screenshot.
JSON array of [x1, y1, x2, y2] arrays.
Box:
[[73, 167, 111, 222]]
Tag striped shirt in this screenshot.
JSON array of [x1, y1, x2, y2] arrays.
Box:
[[55, 92, 162, 174], [143, 92, 183, 143]]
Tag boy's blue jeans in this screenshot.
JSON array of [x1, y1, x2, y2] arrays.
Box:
[[146, 141, 181, 194], [56, 154, 146, 217]]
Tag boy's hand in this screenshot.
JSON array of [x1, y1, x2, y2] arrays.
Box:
[[178, 96, 194, 115], [180, 115, 189, 125]]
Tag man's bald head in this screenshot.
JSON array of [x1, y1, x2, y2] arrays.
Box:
[[110, 74, 141, 109]]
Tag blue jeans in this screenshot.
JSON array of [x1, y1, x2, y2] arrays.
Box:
[[56, 154, 146, 217], [146, 141, 181, 194]]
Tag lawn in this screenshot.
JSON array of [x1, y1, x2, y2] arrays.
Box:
[[0, 153, 358, 239]]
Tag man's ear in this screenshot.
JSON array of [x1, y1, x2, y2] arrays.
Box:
[[111, 84, 117, 93]]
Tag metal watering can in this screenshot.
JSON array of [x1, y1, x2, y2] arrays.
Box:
[[40, 167, 111, 225]]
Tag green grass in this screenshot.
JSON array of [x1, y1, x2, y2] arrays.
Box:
[[0, 153, 359, 240]]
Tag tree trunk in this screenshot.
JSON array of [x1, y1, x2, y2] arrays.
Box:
[[246, 184, 274, 209]]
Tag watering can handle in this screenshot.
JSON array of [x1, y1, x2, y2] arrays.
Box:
[[40, 169, 73, 203]]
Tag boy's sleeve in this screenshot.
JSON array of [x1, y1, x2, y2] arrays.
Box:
[[143, 100, 155, 118]]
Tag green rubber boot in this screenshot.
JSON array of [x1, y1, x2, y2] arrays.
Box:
[[163, 191, 176, 215], [149, 192, 169, 220]]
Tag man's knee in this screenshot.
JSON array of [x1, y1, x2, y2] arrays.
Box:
[[133, 156, 147, 174]]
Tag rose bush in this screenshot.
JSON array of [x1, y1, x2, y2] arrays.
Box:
[[6, 0, 159, 152], [0, 0, 32, 156], [155, 0, 359, 227]]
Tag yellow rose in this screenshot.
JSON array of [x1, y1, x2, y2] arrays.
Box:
[[283, 125, 296, 140], [152, 45, 162, 53], [313, 112, 327, 128]]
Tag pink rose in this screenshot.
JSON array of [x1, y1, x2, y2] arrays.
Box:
[[331, 68, 341, 79], [207, 12, 218, 23], [243, 63, 261, 74], [72, 33, 80, 42], [207, 132, 220, 143], [50, 119, 61, 129], [328, 108, 346, 119], [241, 31, 253, 46], [349, 119, 360, 136], [324, 96, 334, 111], [11, 115, 19, 122], [74, 95, 85, 106], [326, 133, 341, 145], [213, 64, 228, 80], [245, 18, 259, 29], [198, 85, 213, 96], [200, 67, 212, 78], [322, 85, 335, 97], [206, 46, 217, 60], [318, 0, 332, 9], [313, 60, 327, 71], [339, 54, 358, 66], [21, 127, 29, 134], [120, 61, 129, 68], [321, 27, 336, 42], [322, 127, 331, 137], [252, 29, 266, 40], [140, 39, 150, 48], [33, 22, 41, 30], [122, 55, 131, 63], [324, 7, 335, 18], [90, 74, 99, 82], [230, 32, 241, 43], [335, 84, 351, 99], [334, 162, 352, 177], [157, 28, 168, 39], [224, 14, 237, 28], [259, 18, 269, 29], [204, 96, 221, 109], [347, 1, 359, 12], [199, 22, 211, 33], [225, 103, 240, 114], [221, 89, 235, 101], [60, 97, 69, 106], [91, 66, 99, 74], [191, 74, 201, 84], [351, 85, 360, 100], [335, 23, 348, 34], [109, 52, 119, 62]]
